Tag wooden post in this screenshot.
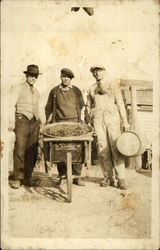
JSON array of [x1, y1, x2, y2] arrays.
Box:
[[84, 141, 90, 177], [88, 141, 92, 169], [130, 86, 142, 171], [84, 141, 87, 165]]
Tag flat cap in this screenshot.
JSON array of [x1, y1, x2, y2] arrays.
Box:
[[90, 65, 106, 73], [61, 68, 74, 79]]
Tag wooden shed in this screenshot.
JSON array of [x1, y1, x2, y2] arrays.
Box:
[[121, 79, 153, 147]]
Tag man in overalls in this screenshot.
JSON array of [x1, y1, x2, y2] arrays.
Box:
[[45, 68, 85, 186], [87, 65, 130, 189]]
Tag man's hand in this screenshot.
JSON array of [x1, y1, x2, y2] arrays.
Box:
[[93, 129, 97, 136], [8, 123, 15, 132], [123, 121, 130, 131], [8, 127, 14, 132], [37, 118, 42, 124]]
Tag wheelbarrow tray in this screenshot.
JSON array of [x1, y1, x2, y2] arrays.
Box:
[[40, 122, 93, 163], [40, 122, 93, 141]]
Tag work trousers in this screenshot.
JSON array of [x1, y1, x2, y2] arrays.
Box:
[[93, 109, 125, 180], [43, 143, 83, 176], [57, 162, 82, 177], [13, 114, 40, 180]]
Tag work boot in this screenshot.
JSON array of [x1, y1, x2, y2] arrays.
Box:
[[117, 179, 127, 190], [100, 178, 114, 187], [21, 177, 40, 187], [73, 178, 85, 186], [10, 180, 21, 189], [57, 175, 67, 186]]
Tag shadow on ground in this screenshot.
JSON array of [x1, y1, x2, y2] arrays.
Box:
[[21, 175, 104, 203], [83, 176, 103, 183], [9, 170, 105, 203], [23, 185, 68, 202]]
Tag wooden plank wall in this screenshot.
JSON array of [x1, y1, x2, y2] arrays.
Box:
[[120, 79, 153, 169]]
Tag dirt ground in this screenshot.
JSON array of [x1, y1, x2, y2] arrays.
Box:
[[9, 164, 151, 239]]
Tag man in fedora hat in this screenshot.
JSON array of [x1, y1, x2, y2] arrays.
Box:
[[9, 64, 42, 188], [86, 65, 130, 189], [45, 68, 86, 186]]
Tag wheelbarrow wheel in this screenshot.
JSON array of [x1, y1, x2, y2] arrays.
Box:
[[67, 152, 72, 202]]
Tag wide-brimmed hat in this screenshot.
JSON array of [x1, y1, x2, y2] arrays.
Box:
[[61, 68, 74, 79], [23, 65, 42, 75], [90, 65, 106, 73]]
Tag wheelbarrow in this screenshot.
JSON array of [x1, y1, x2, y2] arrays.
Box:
[[40, 122, 94, 202]]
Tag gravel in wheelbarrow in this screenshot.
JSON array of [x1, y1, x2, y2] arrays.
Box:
[[41, 122, 93, 138]]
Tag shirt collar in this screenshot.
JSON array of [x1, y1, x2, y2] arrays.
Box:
[[24, 81, 35, 94], [25, 81, 34, 88], [59, 84, 72, 91], [96, 79, 105, 86]]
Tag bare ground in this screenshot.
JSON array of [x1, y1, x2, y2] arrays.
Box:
[[9, 164, 151, 239]]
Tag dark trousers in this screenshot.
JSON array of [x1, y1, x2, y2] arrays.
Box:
[[13, 114, 40, 180], [43, 143, 83, 176], [57, 162, 82, 176]]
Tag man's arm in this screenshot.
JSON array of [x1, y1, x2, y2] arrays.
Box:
[[114, 81, 130, 130], [84, 90, 93, 124], [8, 84, 20, 131], [76, 87, 85, 109], [75, 87, 85, 122], [45, 89, 53, 123]]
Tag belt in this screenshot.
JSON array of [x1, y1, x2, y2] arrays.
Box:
[[16, 113, 36, 121]]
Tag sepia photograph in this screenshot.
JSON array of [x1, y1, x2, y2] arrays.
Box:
[[1, 0, 159, 249]]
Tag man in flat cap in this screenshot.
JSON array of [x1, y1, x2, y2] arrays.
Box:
[[45, 68, 85, 186], [9, 65, 42, 188], [86, 65, 130, 189]]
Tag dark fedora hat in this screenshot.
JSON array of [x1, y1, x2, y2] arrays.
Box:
[[61, 68, 74, 79], [23, 65, 42, 75]]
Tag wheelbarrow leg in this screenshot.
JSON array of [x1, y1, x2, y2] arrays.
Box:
[[88, 141, 92, 169], [84, 141, 91, 177], [67, 152, 72, 203], [41, 142, 48, 173]]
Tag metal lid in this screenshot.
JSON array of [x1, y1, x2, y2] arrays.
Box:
[[116, 130, 142, 157]]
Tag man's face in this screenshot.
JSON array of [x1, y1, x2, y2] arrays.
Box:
[[26, 74, 38, 85], [61, 75, 72, 86], [92, 69, 105, 81]]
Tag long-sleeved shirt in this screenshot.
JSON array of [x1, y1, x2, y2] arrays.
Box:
[[86, 79, 128, 124], [45, 84, 84, 122], [9, 81, 40, 128]]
